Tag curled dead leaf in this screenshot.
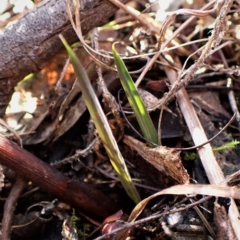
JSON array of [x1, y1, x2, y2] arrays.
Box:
[[123, 135, 189, 184]]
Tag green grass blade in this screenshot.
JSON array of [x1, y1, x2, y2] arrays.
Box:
[[112, 44, 158, 146], [60, 35, 140, 204]]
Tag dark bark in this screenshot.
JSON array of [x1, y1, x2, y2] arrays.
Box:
[[0, 0, 129, 117], [0, 135, 118, 220]]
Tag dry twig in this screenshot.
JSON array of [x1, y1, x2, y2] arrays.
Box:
[[1, 177, 27, 240]]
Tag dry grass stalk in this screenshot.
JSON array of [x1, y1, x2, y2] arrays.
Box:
[[164, 63, 240, 238]]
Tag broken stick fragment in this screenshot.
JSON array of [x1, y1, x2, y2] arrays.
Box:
[[123, 135, 189, 184]]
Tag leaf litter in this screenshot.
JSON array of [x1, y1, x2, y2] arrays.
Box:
[[1, 0, 240, 239]]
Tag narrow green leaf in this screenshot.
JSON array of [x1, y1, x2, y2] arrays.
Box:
[[112, 44, 158, 146], [213, 140, 240, 152], [60, 35, 140, 204]]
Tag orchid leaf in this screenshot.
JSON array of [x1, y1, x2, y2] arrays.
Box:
[[112, 43, 158, 146], [60, 35, 140, 204]]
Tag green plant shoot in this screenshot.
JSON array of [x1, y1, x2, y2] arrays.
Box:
[[60, 35, 140, 204], [213, 139, 240, 152], [112, 43, 158, 146]]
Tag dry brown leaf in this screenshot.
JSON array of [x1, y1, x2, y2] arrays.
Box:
[[138, 88, 175, 117], [189, 91, 231, 119], [214, 202, 237, 240], [138, 89, 159, 109], [123, 135, 189, 184]]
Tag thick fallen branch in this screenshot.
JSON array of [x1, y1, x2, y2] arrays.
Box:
[[0, 135, 118, 220], [0, 0, 129, 117]]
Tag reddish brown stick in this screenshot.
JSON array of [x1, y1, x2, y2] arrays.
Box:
[[2, 177, 27, 240], [0, 135, 118, 220]]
